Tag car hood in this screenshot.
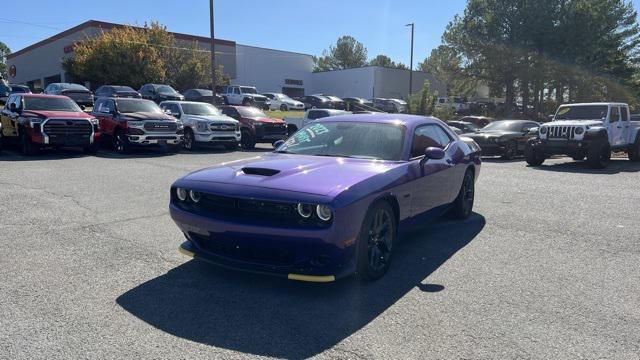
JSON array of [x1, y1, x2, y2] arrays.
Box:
[[546, 120, 603, 126], [23, 110, 93, 119], [184, 114, 238, 124], [181, 153, 402, 197], [120, 112, 177, 121], [252, 117, 284, 124]]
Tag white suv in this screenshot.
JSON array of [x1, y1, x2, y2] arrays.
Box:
[[160, 101, 240, 151], [525, 102, 640, 168]]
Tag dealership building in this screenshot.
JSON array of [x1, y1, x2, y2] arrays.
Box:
[[6, 20, 446, 100]]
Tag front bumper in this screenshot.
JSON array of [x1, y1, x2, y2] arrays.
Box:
[[537, 139, 592, 155], [195, 131, 241, 144], [127, 133, 183, 145], [476, 142, 506, 156], [170, 203, 356, 281]]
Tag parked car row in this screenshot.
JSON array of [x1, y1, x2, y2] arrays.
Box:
[[0, 93, 289, 156]]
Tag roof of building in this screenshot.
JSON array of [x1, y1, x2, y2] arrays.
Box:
[[7, 20, 235, 60]]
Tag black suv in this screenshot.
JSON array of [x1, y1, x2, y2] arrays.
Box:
[[139, 84, 185, 103], [301, 95, 334, 110]]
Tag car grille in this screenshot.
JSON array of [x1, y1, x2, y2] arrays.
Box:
[[189, 232, 296, 266], [547, 125, 577, 140], [263, 124, 287, 136], [43, 119, 92, 135], [173, 191, 331, 228], [143, 121, 178, 132], [210, 123, 238, 132]]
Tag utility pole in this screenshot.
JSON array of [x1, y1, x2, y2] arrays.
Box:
[[209, 0, 216, 93], [406, 23, 414, 98]]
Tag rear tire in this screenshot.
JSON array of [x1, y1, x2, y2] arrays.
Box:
[[525, 140, 545, 166], [449, 169, 475, 219], [587, 142, 611, 169], [240, 129, 256, 150], [628, 138, 640, 162], [355, 201, 397, 281]]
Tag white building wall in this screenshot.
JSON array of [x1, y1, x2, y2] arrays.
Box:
[[373, 67, 447, 100], [309, 67, 376, 98], [232, 45, 314, 95]]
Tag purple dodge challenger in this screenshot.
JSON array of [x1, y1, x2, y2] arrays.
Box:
[[170, 114, 481, 282]]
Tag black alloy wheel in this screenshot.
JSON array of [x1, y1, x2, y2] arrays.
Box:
[[114, 131, 130, 154], [450, 169, 475, 219], [502, 140, 517, 160], [356, 201, 397, 281]]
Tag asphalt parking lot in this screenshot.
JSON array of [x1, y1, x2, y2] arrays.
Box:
[[1, 146, 639, 359]]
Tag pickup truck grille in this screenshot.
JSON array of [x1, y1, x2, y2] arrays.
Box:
[[143, 121, 178, 132], [43, 119, 92, 135], [210, 123, 238, 132], [548, 125, 577, 140], [263, 123, 287, 136]]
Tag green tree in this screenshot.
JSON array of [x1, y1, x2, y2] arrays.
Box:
[[418, 45, 476, 97], [0, 41, 11, 79], [408, 80, 439, 116], [314, 36, 367, 71], [369, 54, 409, 69]]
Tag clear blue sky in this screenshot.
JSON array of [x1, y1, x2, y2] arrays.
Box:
[[1, 0, 639, 67]]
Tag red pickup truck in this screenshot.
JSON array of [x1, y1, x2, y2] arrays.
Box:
[[0, 94, 101, 155]]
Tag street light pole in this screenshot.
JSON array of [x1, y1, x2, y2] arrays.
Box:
[[209, 0, 216, 93], [406, 23, 414, 98]]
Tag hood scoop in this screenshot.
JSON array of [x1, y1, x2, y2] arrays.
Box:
[[241, 167, 280, 176]]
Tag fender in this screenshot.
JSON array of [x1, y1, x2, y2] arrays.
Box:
[[584, 127, 607, 141]]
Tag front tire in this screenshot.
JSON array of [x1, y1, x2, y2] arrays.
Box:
[[502, 140, 517, 160], [240, 129, 256, 150], [587, 142, 611, 169], [20, 131, 39, 156], [449, 169, 475, 219], [183, 128, 197, 151], [280, 104, 288, 111], [525, 140, 545, 166], [113, 131, 131, 154], [242, 98, 254, 107], [355, 201, 397, 281]]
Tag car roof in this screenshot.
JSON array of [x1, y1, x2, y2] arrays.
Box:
[[316, 113, 440, 127], [20, 93, 68, 99], [559, 102, 627, 106], [97, 97, 151, 102]]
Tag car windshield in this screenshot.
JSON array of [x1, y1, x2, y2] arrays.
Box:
[[275, 94, 290, 100], [240, 87, 258, 94], [181, 103, 221, 116], [325, 96, 342, 101], [555, 105, 608, 120], [23, 97, 82, 112], [157, 85, 178, 94], [113, 86, 135, 92], [481, 121, 525, 132], [117, 99, 163, 113], [276, 122, 405, 160], [237, 107, 266, 118], [59, 83, 88, 91]]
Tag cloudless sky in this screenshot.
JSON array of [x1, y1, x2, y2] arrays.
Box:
[[1, 0, 640, 67]]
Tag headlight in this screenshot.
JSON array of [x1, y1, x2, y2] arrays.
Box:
[[316, 205, 332, 221], [89, 117, 100, 131], [189, 190, 201, 203], [176, 188, 187, 201], [574, 127, 584, 135], [27, 117, 42, 126], [196, 121, 208, 132], [297, 203, 313, 218], [539, 126, 548, 135]]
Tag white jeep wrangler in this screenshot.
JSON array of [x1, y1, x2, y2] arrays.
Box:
[[525, 102, 640, 169], [220, 85, 271, 110]]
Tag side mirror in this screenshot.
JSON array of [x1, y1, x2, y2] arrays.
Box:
[[273, 140, 285, 148], [421, 147, 445, 165]]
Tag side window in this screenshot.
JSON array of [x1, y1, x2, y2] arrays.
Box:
[[169, 104, 180, 115], [411, 125, 452, 158], [104, 100, 115, 113], [233, 87, 241, 95], [307, 110, 319, 120], [222, 107, 236, 117], [610, 106, 620, 123], [621, 107, 629, 121]]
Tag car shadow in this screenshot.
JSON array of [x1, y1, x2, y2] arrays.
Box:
[[528, 158, 640, 174], [480, 157, 523, 163], [116, 213, 485, 359], [0, 148, 90, 161]]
